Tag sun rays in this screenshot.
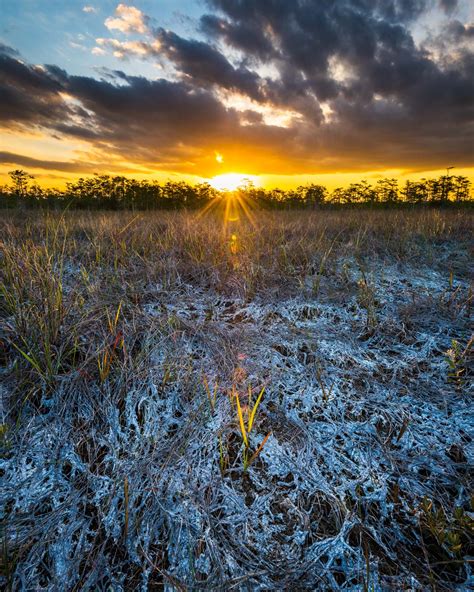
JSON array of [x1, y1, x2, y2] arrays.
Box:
[[221, 190, 257, 229], [196, 177, 259, 231]]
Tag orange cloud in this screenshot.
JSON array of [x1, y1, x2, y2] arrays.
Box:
[[104, 4, 148, 35]]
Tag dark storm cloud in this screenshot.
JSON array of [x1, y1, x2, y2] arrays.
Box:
[[0, 44, 227, 138], [446, 20, 474, 41], [59, 70, 298, 169], [154, 28, 262, 99], [199, 0, 474, 162], [0, 44, 251, 167], [198, 1, 444, 111], [439, 0, 458, 13], [200, 14, 275, 60], [0, 43, 20, 58], [0, 47, 82, 131], [204, 1, 427, 81]]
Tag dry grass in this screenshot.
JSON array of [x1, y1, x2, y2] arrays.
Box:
[[0, 207, 473, 590]]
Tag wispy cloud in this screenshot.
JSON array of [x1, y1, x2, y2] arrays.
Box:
[[82, 5, 97, 14], [95, 37, 160, 59]]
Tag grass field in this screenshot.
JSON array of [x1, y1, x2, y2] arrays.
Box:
[[1, 207, 473, 590]]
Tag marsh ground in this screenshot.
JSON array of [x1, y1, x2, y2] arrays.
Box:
[[1, 208, 473, 590]]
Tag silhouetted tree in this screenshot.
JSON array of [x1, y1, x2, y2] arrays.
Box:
[[295, 184, 327, 207], [451, 176, 470, 202], [376, 178, 398, 203], [402, 180, 429, 203], [9, 169, 34, 197]]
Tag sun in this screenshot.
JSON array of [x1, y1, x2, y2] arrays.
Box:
[[209, 173, 259, 192]]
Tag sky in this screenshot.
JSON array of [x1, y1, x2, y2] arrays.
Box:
[[0, 0, 473, 190]]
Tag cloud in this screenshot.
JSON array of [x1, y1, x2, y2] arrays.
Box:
[[199, 1, 474, 136], [0, 46, 244, 171], [439, 0, 458, 13], [0, 49, 72, 127], [105, 4, 148, 35], [0, 43, 20, 58], [95, 37, 160, 59], [94, 27, 263, 98], [154, 28, 262, 98], [0, 151, 98, 173], [446, 20, 474, 41], [200, 14, 274, 60], [0, 151, 147, 174], [82, 5, 97, 14]]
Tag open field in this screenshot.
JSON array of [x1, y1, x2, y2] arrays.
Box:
[[1, 208, 473, 591]]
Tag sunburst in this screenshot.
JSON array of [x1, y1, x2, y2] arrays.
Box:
[[197, 174, 259, 230]]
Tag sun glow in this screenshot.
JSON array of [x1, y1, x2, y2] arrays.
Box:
[[197, 175, 259, 229], [209, 173, 259, 192]]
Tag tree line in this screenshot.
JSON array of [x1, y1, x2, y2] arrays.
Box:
[[0, 169, 471, 210]]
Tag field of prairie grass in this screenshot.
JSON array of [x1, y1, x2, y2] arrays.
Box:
[[1, 207, 473, 591]]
